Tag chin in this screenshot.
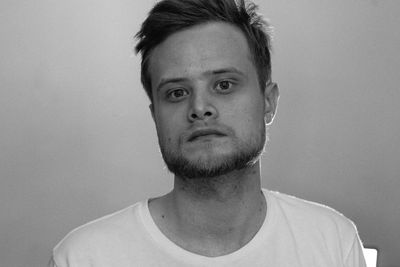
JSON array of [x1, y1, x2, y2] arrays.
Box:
[[184, 145, 233, 160], [163, 146, 262, 179], [159, 133, 266, 179]]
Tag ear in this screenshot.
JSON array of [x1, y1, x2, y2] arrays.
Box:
[[264, 82, 279, 124]]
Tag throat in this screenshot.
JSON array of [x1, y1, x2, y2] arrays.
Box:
[[149, 186, 267, 257]]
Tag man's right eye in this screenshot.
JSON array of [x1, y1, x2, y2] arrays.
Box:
[[166, 88, 189, 101]]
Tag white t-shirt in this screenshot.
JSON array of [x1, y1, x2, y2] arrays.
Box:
[[53, 189, 366, 266]]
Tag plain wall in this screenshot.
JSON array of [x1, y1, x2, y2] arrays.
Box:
[[0, 1, 399, 266]]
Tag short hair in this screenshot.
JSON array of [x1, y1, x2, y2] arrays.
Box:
[[135, 0, 273, 102]]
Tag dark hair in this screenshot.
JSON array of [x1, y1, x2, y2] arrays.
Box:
[[135, 0, 273, 102]]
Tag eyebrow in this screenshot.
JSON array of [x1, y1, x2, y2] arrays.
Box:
[[206, 67, 246, 77], [155, 67, 246, 92]]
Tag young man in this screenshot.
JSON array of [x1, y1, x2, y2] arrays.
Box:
[[52, 0, 366, 266]]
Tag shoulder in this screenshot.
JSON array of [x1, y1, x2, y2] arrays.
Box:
[[263, 189, 365, 265], [52, 202, 144, 265], [265, 189, 358, 237]]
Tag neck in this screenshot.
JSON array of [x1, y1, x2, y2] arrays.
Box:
[[173, 163, 262, 208], [149, 162, 267, 256]]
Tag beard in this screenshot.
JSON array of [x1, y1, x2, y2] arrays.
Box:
[[158, 126, 268, 179]]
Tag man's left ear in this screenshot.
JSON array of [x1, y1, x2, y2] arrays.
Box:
[[264, 82, 279, 124]]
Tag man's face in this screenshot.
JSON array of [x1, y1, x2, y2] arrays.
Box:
[[148, 22, 275, 179]]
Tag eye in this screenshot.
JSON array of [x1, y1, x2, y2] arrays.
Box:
[[166, 88, 189, 101], [215, 80, 233, 93]]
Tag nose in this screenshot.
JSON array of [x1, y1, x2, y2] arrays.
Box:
[[187, 91, 218, 122]]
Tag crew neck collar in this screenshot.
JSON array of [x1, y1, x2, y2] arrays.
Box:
[[138, 189, 276, 264]]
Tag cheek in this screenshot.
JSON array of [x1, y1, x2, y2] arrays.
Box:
[[156, 111, 183, 143], [241, 112, 265, 135], [229, 98, 265, 135]]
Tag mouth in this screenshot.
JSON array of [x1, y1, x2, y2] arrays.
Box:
[[188, 129, 226, 142]]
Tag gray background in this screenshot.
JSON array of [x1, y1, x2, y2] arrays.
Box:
[[1, 0, 399, 266]]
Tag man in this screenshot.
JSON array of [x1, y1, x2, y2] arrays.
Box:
[[52, 0, 366, 266]]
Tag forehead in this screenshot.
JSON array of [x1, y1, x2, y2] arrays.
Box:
[[148, 22, 255, 90]]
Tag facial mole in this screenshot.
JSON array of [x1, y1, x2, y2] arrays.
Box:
[[162, 215, 165, 219]]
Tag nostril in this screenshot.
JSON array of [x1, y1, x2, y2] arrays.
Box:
[[189, 110, 214, 121]]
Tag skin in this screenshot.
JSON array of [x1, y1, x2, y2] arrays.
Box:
[[147, 22, 279, 256]]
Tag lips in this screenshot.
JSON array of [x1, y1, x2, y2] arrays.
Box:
[[188, 128, 226, 142]]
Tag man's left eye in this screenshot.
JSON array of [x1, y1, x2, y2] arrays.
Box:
[[215, 80, 233, 92]]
